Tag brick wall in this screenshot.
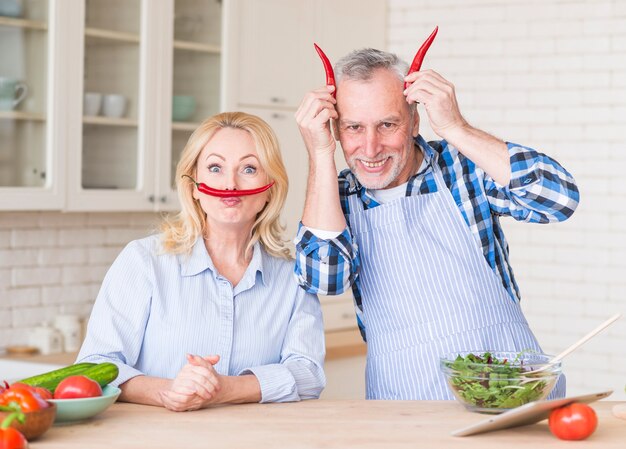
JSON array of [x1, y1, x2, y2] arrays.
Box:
[[0, 212, 160, 349], [389, 0, 626, 399]]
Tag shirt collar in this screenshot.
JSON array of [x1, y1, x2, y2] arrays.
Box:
[[180, 236, 267, 287], [344, 134, 437, 196], [415, 135, 437, 166]]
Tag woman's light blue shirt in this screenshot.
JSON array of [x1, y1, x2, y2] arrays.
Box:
[[77, 234, 326, 403]]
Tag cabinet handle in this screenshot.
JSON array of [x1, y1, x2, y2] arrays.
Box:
[[148, 195, 155, 203], [270, 97, 285, 104], [159, 195, 167, 203], [271, 113, 285, 119]]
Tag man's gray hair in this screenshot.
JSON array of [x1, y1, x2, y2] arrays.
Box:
[[334, 48, 416, 118], [334, 48, 409, 84]]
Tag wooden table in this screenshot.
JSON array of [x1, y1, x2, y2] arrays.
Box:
[[30, 400, 626, 448]]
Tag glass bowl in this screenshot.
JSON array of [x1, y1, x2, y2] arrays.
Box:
[[440, 351, 561, 414]]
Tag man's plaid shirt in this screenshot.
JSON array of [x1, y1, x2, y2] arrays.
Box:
[[294, 136, 580, 339]]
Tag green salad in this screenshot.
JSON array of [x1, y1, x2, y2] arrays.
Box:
[[443, 351, 555, 410]]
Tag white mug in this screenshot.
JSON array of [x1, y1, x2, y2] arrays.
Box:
[[102, 94, 127, 118], [83, 92, 102, 116]]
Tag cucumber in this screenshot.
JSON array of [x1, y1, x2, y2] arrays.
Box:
[[79, 362, 119, 388], [18, 362, 96, 391]]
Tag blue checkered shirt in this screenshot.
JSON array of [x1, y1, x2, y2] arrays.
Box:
[[294, 136, 579, 339]]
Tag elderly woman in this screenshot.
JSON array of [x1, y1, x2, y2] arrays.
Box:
[[77, 112, 326, 411]]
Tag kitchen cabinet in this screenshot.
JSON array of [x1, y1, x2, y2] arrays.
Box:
[[225, 0, 386, 244], [0, 0, 223, 211], [233, 0, 313, 109], [225, 0, 385, 334], [0, 0, 65, 209], [228, 0, 387, 110]]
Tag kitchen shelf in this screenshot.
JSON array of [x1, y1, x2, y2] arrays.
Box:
[[172, 121, 199, 131], [83, 116, 138, 127], [85, 27, 140, 44], [0, 16, 47, 31], [0, 111, 46, 121], [173, 40, 220, 54]]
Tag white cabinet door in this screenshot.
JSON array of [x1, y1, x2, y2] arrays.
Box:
[[227, 0, 385, 247], [65, 0, 155, 211], [312, 0, 387, 64], [63, 0, 223, 212], [0, 0, 65, 210], [1, 0, 222, 212], [230, 0, 314, 109], [158, 0, 224, 212]]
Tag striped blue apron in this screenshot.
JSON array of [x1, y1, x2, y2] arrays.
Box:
[[347, 160, 565, 400]]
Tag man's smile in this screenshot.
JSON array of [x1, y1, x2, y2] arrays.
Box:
[[359, 157, 390, 170]]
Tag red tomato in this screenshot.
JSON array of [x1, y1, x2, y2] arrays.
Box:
[[549, 403, 598, 440], [0, 427, 28, 449], [53, 376, 102, 399]]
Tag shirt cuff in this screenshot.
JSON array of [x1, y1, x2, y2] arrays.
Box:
[[238, 364, 299, 403], [505, 142, 542, 190]]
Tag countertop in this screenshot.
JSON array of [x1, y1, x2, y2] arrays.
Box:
[[2, 328, 366, 366], [30, 400, 625, 448]]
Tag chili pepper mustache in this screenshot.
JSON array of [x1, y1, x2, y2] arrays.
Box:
[[182, 175, 275, 198], [314, 43, 336, 98], [404, 26, 439, 89]]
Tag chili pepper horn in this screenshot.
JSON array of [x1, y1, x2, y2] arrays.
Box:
[[314, 43, 336, 98], [404, 26, 439, 89], [182, 174, 274, 198]]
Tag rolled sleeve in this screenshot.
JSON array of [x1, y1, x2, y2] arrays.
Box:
[[485, 142, 580, 223], [239, 288, 326, 403], [76, 241, 153, 387], [293, 222, 360, 295]]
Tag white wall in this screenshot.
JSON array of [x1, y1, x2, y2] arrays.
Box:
[[389, 0, 626, 399]]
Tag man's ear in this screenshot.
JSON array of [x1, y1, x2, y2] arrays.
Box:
[[412, 109, 420, 138], [332, 119, 340, 141]]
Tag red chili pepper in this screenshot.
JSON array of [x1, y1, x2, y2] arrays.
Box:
[[404, 26, 439, 89], [182, 175, 274, 198], [314, 43, 336, 98]]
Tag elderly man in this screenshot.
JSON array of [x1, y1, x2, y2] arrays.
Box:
[[293, 46, 579, 400]]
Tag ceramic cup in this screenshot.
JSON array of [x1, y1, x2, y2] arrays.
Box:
[[0, 0, 23, 18], [172, 95, 196, 121], [102, 94, 127, 118], [0, 77, 28, 111], [83, 92, 102, 116]]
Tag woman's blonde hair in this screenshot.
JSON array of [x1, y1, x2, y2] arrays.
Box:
[[160, 111, 290, 259]]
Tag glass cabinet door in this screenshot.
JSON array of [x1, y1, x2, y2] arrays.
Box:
[[166, 0, 222, 206], [81, 0, 141, 191], [0, 0, 49, 188]]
